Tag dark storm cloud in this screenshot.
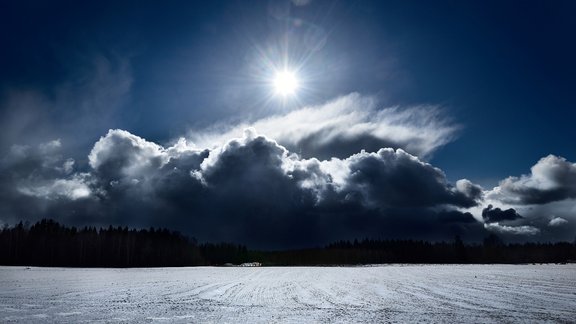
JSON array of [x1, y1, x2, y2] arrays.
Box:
[[0, 128, 486, 248], [341, 150, 481, 208], [479, 199, 575, 241], [0, 140, 92, 201], [488, 155, 576, 205], [0, 140, 97, 226], [481, 204, 523, 223]]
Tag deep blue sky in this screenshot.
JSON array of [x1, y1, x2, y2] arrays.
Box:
[[2, 0, 575, 186], [1, 0, 576, 244]]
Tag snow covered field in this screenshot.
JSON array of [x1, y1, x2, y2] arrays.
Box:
[[1, 264, 575, 323]]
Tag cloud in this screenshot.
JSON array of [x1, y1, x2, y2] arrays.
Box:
[[484, 222, 540, 236], [336, 148, 481, 208], [473, 155, 576, 241], [9, 129, 576, 245], [488, 155, 576, 205], [548, 217, 568, 227], [471, 198, 576, 242], [89, 129, 168, 181], [2, 139, 73, 180], [189, 93, 459, 160], [0, 139, 96, 224], [456, 179, 484, 201], [0, 53, 132, 154], [0, 128, 486, 248], [17, 176, 91, 201], [198, 128, 480, 210], [478, 204, 542, 238], [481, 204, 523, 223]]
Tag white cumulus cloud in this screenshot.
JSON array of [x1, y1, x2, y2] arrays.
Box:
[[487, 154, 576, 205], [548, 217, 568, 227]]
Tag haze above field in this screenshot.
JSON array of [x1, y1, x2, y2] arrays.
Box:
[[0, 1, 575, 247]]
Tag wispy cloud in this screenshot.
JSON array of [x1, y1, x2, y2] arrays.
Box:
[[484, 222, 540, 236], [189, 93, 459, 160], [0, 53, 132, 152]]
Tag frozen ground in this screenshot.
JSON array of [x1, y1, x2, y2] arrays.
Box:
[[1, 264, 575, 323]]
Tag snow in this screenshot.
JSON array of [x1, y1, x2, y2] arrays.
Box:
[[1, 264, 575, 323]]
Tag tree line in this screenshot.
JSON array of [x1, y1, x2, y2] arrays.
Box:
[[0, 219, 248, 267], [263, 236, 576, 265], [1, 219, 575, 267]]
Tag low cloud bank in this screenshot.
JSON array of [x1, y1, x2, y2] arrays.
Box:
[[2, 125, 575, 246], [0, 128, 485, 248]]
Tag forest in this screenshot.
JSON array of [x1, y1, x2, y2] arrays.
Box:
[[1, 219, 575, 267]]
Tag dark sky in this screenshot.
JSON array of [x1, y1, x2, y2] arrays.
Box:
[[1, 0, 575, 247]]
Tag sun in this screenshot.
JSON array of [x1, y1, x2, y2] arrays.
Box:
[[273, 70, 299, 96]]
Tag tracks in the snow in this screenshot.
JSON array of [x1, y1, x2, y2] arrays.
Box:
[[0, 265, 575, 323]]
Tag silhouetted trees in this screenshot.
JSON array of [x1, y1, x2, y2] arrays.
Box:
[[1, 219, 575, 267], [0, 219, 204, 267]]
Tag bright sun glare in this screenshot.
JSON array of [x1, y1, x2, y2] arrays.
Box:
[[273, 70, 299, 96]]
